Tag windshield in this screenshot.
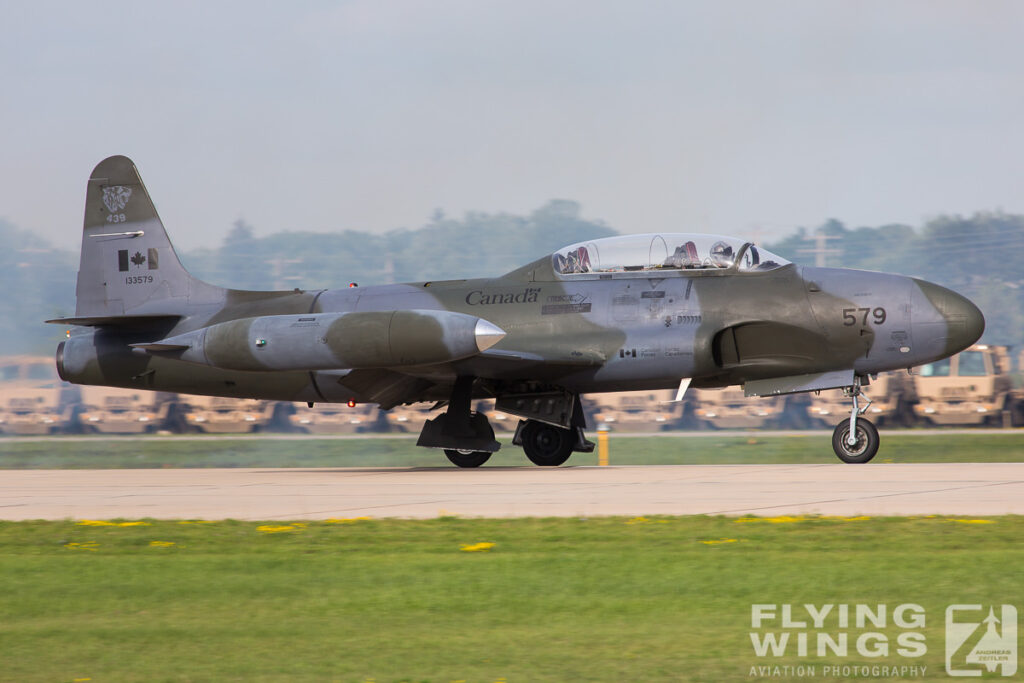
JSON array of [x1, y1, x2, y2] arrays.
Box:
[[957, 351, 989, 377], [919, 358, 951, 377], [552, 233, 789, 276]]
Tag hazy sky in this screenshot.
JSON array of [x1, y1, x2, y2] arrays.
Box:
[[3, 1, 1024, 250]]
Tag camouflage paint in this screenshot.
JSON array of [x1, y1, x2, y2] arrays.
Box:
[[54, 156, 984, 413]]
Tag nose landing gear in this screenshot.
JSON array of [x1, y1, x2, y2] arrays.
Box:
[[832, 379, 880, 463]]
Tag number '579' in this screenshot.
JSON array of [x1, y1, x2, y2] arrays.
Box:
[[843, 307, 886, 326]]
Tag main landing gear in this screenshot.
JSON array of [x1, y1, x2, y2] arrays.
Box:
[[444, 449, 492, 468], [831, 379, 880, 464], [417, 377, 593, 467], [510, 393, 594, 467], [417, 376, 501, 468], [517, 421, 575, 466]]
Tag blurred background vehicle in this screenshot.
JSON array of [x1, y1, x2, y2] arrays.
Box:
[[76, 387, 177, 434], [912, 344, 1021, 427], [179, 396, 278, 433], [588, 390, 681, 431], [690, 387, 787, 430], [289, 401, 388, 434], [0, 355, 78, 435]]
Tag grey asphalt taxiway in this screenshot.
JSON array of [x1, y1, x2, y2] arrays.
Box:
[[0, 463, 1021, 520]]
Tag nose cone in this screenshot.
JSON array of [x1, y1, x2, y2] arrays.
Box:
[[474, 318, 506, 352], [912, 279, 985, 358]]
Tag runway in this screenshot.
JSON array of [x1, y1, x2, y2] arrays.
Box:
[[1, 463, 1021, 520]]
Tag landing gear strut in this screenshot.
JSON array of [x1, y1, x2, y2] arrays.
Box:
[[417, 376, 500, 467], [832, 378, 880, 463]]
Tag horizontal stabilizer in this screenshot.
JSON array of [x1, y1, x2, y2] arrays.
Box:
[[45, 314, 182, 328]]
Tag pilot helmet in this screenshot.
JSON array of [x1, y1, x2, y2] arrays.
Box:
[[709, 241, 735, 267]]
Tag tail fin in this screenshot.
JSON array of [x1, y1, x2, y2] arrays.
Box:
[[75, 156, 222, 317]]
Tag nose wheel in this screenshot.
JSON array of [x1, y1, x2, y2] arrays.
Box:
[[831, 417, 879, 463], [831, 378, 880, 463]]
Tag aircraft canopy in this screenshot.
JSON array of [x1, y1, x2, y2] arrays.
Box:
[[552, 233, 790, 276]]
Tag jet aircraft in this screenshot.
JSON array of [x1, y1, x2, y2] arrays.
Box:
[[50, 157, 984, 466]]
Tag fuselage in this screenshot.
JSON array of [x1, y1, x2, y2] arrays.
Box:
[[58, 259, 983, 407]]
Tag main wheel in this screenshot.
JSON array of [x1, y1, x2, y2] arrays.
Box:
[[521, 421, 574, 467], [831, 417, 880, 463], [444, 449, 492, 468]]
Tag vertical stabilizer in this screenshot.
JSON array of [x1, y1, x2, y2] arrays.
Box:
[[75, 156, 220, 317]]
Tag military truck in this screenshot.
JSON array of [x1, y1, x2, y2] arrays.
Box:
[[76, 386, 177, 433], [807, 371, 917, 428], [385, 402, 439, 434], [912, 344, 1019, 427], [588, 390, 681, 431], [387, 400, 510, 434], [180, 395, 278, 433], [478, 400, 517, 433], [0, 355, 78, 435], [289, 401, 387, 434], [691, 387, 787, 429]]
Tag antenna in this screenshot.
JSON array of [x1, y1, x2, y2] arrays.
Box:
[[798, 228, 842, 267]]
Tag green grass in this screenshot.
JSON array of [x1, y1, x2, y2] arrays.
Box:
[[1, 432, 1024, 468], [0, 516, 1020, 682]]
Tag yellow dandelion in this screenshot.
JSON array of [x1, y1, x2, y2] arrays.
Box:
[[700, 538, 739, 545], [178, 520, 215, 524], [324, 516, 372, 524], [64, 542, 99, 551], [149, 541, 176, 548], [735, 515, 808, 524], [257, 525, 299, 534], [116, 521, 151, 527], [77, 520, 115, 526], [952, 519, 995, 524], [460, 542, 495, 552], [626, 516, 668, 524]]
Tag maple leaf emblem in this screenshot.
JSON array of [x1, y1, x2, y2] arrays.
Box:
[[130, 251, 146, 267]]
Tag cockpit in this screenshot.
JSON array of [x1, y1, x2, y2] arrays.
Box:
[[551, 233, 790, 277]]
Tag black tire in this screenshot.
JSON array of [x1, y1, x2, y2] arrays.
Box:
[[444, 449, 492, 468], [521, 421, 574, 467], [831, 418, 880, 463]]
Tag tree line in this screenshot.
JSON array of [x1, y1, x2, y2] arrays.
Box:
[[4, 206, 1022, 358]]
